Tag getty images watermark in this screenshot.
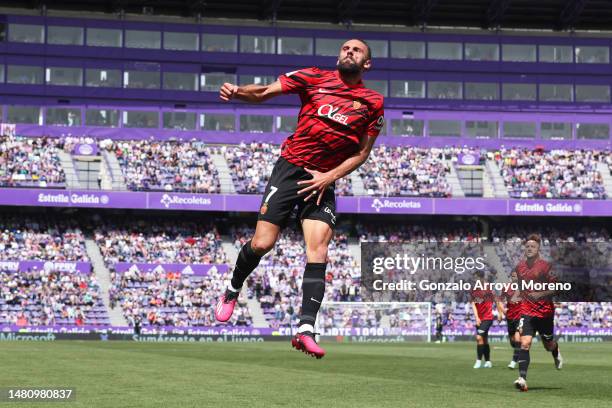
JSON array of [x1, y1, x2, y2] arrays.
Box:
[[360, 242, 612, 303]]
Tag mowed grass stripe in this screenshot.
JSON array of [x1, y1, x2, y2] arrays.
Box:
[[0, 341, 610, 408]]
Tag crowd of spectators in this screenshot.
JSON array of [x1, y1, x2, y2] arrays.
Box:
[[94, 219, 227, 264], [0, 214, 611, 330], [493, 148, 607, 199], [0, 215, 88, 261], [0, 136, 66, 188], [0, 269, 107, 326], [109, 140, 221, 193], [223, 143, 279, 194], [109, 266, 252, 327], [5, 135, 609, 202], [358, 146, 451, 197]]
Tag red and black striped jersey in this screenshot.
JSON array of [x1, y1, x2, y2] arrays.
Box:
[[471, 289, 495, 321], [515, 258, 556, 318], [278, 67, 384, 172], [502, 289, 522, 320]]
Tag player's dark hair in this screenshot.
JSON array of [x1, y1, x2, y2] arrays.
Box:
[[526, 233, 541, 246], [353, 38, 372, 60]]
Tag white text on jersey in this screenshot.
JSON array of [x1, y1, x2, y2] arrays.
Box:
[[317, 104, 349, 125]]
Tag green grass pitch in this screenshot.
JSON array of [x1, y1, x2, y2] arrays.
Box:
[[0, 341, 610, 408]]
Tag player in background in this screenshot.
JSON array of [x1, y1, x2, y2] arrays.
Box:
[[471, 271, 504, 368], [513, 234, 563, 392], [503, 269, 522, 369], [215, 39, 384, 359], [434, 312, 443, 343]]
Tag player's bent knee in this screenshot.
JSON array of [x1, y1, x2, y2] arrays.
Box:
[[250, 237, 276, 254], [306, 246, 328, 263], [543, 340, 556, 351]]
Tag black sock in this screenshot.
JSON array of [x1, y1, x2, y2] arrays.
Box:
[[230, 240, 263, 290], [551, 343, 559, 359], [483, 343, 490, 361], [518, 349, 530, 379], [512, 341, 520, 362], [298, 263, 327, 327], [477, 344, 484, 360]]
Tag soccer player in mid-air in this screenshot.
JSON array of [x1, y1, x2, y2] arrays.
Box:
[[214, 39, 384, 358], [503, 269, 522, 369], [471, 271, 504, 368], [513, 234, 563, 392]]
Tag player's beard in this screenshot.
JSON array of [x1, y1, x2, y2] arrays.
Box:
[[337, 60, 361, 75]]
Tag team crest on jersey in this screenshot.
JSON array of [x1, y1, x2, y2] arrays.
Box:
[[353, 100, 362, 110], [260, 203, 268, 215]]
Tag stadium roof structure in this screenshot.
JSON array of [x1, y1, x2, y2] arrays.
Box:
[[4, 0, 612, 32]]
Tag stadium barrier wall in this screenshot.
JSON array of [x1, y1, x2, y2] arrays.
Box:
[[0, 261, 91, 273], [1, 188, 610, 216], [1, 326, 610, 343], [113, 262, 229, 276]]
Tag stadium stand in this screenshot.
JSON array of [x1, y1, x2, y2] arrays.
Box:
[[493, 148, 608, 199], [109, 266, 252, 327], [0, 211, 610, 330], [0, 269, 108, 326], [0, 215, 88, 261], [358, 146, 452, 197], [109, 140, 221, 193], [94, 219, 227, 264], [0, 136, 66, 188]]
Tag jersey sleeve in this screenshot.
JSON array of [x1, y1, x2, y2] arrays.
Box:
[[366, 96, 385, 138], [278, 67, 321, 95]]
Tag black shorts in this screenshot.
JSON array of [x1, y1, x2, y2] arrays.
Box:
[[257, 157, 337, 229], [518, 315, 555, 341], [507, 319, 520, 337], [476, 320, 493, 337]]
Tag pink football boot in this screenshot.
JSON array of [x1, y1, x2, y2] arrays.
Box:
[[215, 289, 239, 322], [291, 331, 326, 359]]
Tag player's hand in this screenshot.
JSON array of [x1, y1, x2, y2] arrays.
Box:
[[475, 318, 481, 327], [220, 83, 238, 101], [297, 168, 336, 205]]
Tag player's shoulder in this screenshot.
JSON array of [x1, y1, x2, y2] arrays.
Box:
[[536, 258, 552, 268], [360, 86, 384, 108], [516, 259, 527, 268], [285, 66, 324, 78]]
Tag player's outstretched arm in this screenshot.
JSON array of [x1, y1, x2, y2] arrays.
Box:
[[219, 80, 283, 103]]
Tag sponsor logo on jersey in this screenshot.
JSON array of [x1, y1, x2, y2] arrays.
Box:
[[318, 88, 333, 94], [317, 104, 349, 125]]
